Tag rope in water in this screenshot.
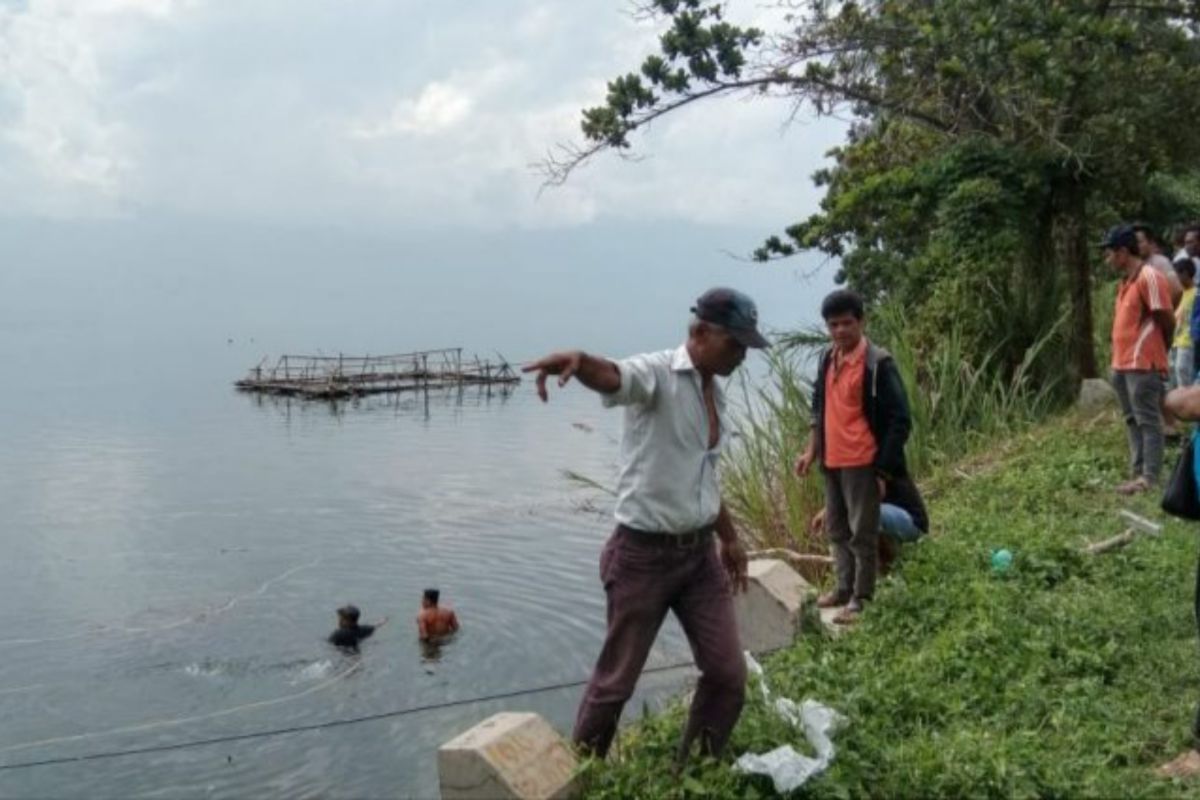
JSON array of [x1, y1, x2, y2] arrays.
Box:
[[0, 657, 699, 772], [0, 559, 323, 647]]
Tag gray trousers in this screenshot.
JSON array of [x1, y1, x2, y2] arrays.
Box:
[[824, 466, 881, 600], [1111, 370, 1165, 483]]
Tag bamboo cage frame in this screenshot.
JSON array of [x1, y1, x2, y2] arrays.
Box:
[[235, 348, 520, 399]]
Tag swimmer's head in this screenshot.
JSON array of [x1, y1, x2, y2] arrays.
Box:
[[337, 604, 361, 627], [422, 588, 440, 608]]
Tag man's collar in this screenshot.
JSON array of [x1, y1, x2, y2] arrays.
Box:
[[834, 337, 868, 366], [672, 344, 695, 372], [1122, 261, 1145, 283]]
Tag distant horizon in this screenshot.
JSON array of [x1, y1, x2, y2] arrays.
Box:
[[0, 215, 837, 365]]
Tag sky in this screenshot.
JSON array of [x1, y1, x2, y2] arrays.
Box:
[[0, 0, 848, 356]]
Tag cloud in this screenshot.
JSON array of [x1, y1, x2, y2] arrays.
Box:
[[0, 0, 195, 215], [350, 81, 472, 139], [90, 0, 180, 18], [0, 0, 845, 230], [346, 57, 525, 141]]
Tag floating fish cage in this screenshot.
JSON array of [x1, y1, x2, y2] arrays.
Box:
[[235, 348, 520, 400]]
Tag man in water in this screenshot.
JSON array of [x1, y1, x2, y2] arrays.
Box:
[[416, 588, 459, 641], [524, 287, 764, 765], [328, 604, 386, 650]]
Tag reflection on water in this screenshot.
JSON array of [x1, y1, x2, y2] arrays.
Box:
[[0, 354, 692, 799], [244, 382, 516, 423]]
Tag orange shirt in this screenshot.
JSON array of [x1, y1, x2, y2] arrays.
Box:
[[824, 338, 877, 469], [1111, 264, 1171, 372]]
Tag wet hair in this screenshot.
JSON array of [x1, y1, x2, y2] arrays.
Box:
[[337, 604, 361, 623], [1174, 257, 1196, 281], [423, 588, 440, 605], [820, 289, 865, 321]]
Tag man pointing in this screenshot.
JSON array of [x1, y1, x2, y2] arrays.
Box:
[[524, 287, 767, 764]]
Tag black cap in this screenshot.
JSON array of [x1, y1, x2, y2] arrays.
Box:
[[1098, 224, 1138, 251], [691, 287, 770, 349]]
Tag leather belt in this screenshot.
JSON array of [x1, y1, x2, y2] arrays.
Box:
[[617, 523, 715, 548]]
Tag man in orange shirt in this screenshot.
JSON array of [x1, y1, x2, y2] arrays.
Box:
[[796, 290, 912, 624], [1105, 224, 1175, 495]]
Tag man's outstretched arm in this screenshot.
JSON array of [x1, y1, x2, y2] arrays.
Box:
[[522, 351, 621, 401]]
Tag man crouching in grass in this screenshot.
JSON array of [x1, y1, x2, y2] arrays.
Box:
[[1157, 384, 1200, 779]]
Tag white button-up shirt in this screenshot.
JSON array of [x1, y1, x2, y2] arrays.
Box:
[[602, 345, 726, 533]]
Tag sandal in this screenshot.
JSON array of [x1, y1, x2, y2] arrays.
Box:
[[832, 598, 864, 625], [816, 591, 850, 609], [1156, 749, 1200, 779], [1115, 477, 1151, 496]]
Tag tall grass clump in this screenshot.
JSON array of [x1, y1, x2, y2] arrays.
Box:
[[724, 306, 1067, 551], [723, 346, 824, 554], [871, 303, 1066, 476]]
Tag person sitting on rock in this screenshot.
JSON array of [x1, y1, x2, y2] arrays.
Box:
[[416, 588, 459, 641], [328, 604, 386, 650]]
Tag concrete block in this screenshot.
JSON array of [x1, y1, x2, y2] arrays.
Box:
[[733, 558, 813, 653], [438, 712, 578, 800]]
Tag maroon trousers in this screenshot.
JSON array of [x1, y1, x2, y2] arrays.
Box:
[[572, 526, 747, 759]]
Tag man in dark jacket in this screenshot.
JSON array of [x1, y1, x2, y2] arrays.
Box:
[[795, 289, 913, 624]]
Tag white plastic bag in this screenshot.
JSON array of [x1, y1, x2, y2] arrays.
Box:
[[734, 652, 846, 794]]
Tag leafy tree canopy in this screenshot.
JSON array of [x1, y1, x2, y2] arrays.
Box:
[[547, 0, 1200, 380]]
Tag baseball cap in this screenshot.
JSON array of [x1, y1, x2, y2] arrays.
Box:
[[691, 287, 770, 349], [1098, 224, 1138, 251]]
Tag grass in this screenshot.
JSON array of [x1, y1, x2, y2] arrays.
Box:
[[724, 346, 824, 556], [580, 410, 1200, 799], [724, 313, 1062, 553]]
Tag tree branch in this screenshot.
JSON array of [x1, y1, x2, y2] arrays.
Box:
[[537, 77, 783, 186], [538, 66, 958, 187]]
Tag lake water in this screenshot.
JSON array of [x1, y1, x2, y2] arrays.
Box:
[[0, 220, 829, 798], [0, 349, 705, 799]]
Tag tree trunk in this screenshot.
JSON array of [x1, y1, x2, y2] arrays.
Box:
[[1055, 176, 1099, 380]]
